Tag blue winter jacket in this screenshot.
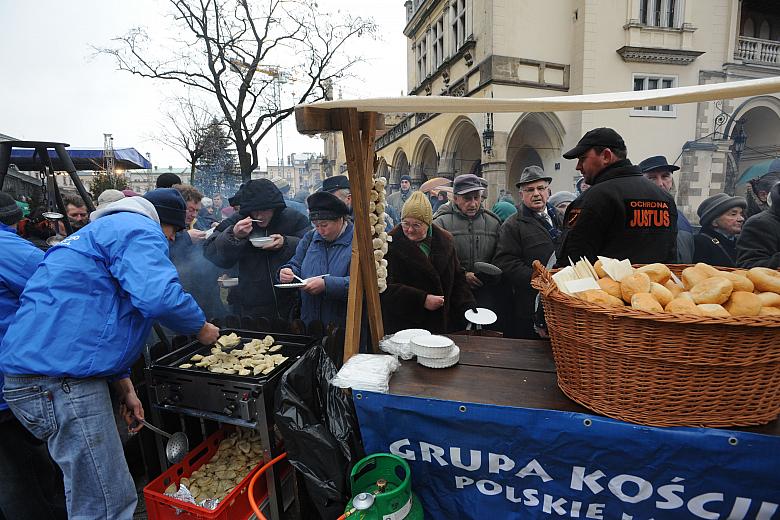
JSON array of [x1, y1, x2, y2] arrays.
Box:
[[0, 224, 44, 410], [0, 197, 205, 379], [282, 222, 352, 327]]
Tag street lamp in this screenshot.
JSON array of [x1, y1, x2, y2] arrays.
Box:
[[482, 112, 494, 155], [732, 119, 747, 164]]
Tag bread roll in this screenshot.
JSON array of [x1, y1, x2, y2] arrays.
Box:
[[717, 271, 754, 292], [697, 304, 731, 318], [631, 292, 663, 312], [597, 277, 622, 300], [690, 277, 734, 305], [723, 291, 762, 316], [637, 263, 672, 284], [759, 306, 780, 316], [695, 263, 722, 277], [665, 298, 703, 315], [678, 292, 695, 301], [650, 282, 674, 307], [620, 272, 652, 303], [747, 267, 780, 293], [757, 292, 780, 308], [682, 266, 711, 290], [593, 259, 608, 279], [576, 289, 624, 307], [663, 279, 684, 297]]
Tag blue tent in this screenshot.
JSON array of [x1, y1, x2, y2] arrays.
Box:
[[736, 158, 780, 185], [10, 146, 152, 171]]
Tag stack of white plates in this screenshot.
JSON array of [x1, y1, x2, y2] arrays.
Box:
[[390, 328, 431, 347], [411, 335, 460, 368]]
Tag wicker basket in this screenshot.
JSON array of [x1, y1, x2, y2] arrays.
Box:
[[530, 261, 780, 428]]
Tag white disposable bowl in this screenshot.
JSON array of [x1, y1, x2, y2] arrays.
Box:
[[249, 237, 274, 248], [220, 278, 239, 287]]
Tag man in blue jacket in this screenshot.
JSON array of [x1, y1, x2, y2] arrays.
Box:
[[0, 192, 67, 519], [0, 189, 219, 519]]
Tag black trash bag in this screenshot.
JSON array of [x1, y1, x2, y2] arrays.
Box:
[[275, 345, 365, 519]]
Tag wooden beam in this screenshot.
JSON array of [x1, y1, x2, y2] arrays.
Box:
[[343, 244, 363, 362], [337, 108, 384, 357], [295, 106, 385, 135]]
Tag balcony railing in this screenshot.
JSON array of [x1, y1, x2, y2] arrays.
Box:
[[735, 36, 780, 65]]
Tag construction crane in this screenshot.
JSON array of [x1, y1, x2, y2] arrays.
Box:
[[229, 59, 296, 171]]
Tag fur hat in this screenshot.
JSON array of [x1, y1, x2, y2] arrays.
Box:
[[143, 188, 187, 230], [401, 191, 433, 226], [307, 191, 349, 221]]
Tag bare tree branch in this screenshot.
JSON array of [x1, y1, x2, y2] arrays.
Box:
[[149, 95, 218, 184], [97, 0, 376, 181]]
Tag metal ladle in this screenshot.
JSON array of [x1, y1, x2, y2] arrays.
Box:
[[133, 418, 189, 464]]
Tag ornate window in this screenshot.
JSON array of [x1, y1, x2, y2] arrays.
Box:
[[631, 74, 677, 117], [639, 0, 681, 28], [451, 0, 467, 54], [416, 34, 428, 81], [432, 16, 445, 68]]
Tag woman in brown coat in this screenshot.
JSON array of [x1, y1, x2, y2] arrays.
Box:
[[382, 192, 475, 334]]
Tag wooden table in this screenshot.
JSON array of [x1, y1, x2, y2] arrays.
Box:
[[389, 334, 780, 436]]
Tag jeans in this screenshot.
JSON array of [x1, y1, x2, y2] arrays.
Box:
[[3, 376, 137, 520], [0, 410, 68, 519]]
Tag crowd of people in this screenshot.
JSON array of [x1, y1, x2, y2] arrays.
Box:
[[1, 127, 779, 518]]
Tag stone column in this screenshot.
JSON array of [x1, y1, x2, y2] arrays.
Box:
[[481, 161, 508, 207]]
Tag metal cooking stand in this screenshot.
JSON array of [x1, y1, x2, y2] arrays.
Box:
[[144, 329, 314, 520]]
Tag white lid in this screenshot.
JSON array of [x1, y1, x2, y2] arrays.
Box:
[[391, 329, 431, 344], [411, 335, 454, 349], [464, 308, 498, 325]]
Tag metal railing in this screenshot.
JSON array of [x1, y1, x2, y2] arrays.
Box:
[[735, 36, 780, 65]]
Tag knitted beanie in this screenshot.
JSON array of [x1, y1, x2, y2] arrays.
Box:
[[401, 191, 433, 226], [0, 192, 23, 225], [143, 188, 187, 229], [156, 172, 183, 188]]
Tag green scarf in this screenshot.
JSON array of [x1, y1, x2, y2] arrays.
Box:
[[417, 225, 433, 257]]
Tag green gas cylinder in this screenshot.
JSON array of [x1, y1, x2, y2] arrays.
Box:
[[343, 453, 424, 520]]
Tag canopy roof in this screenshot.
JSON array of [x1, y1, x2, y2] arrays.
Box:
[[300, 76, 780, 114], [9, 144, 152, 171]]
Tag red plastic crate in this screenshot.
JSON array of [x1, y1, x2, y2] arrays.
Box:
[[144, 427, 290, 520]]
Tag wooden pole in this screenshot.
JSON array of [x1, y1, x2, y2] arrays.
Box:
[[337, 108, 384, 359], [343, 244, 363, 361]]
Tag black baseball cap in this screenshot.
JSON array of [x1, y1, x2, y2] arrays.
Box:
[[563, 127, 626, 159]]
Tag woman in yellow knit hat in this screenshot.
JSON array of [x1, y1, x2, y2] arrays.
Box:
[[381, 191, 475, 334]]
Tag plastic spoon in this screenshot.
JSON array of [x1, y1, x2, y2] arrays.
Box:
[[132, 418, 189, 464]]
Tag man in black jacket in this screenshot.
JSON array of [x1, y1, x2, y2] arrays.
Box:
[[737, 182, 780, 269], [204, 179, 310, 320], [557, 128, 677, 266], [493, 166, 562, 338]]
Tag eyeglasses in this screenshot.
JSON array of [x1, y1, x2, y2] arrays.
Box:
[[400, 221, 426, 231], [521, 185, 549, 194]]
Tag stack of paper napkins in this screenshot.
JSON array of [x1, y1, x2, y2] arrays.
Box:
[[411, 335, 460, 368]]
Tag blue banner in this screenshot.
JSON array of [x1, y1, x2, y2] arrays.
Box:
[[354, 391, 780, 520]]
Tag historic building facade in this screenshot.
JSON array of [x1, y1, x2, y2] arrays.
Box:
[[371, 0, 780, 223]]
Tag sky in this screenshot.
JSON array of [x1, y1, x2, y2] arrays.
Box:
[[0, 0, 407, 170]]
